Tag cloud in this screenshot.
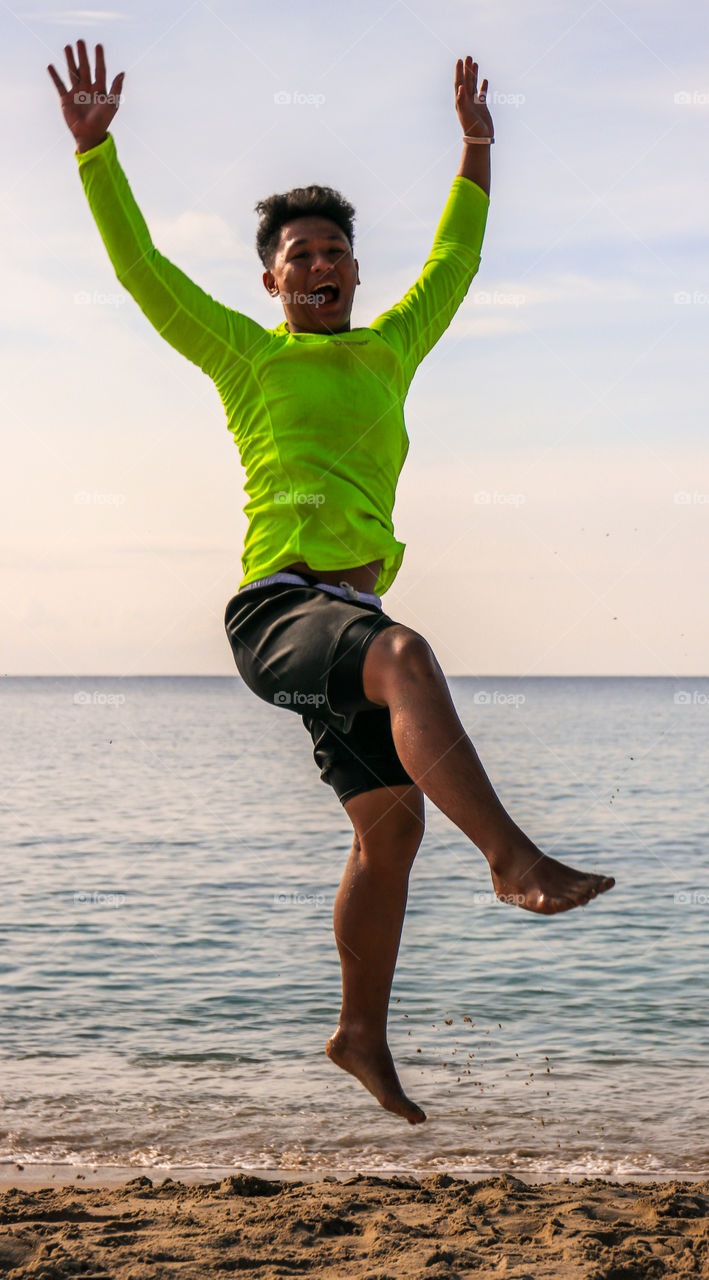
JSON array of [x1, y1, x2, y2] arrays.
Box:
[[150, 210, 252, 264], [24, 10, 129, 23], [361, 268, 647, 335], [441, 272, 646, 338], [449, 313, 527, 336]]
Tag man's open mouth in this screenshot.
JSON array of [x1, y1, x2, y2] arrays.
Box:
[[312, 283, 340, 307]]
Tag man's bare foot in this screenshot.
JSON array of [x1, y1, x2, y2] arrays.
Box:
[[489, 834, 615, 915], [325, 1026, 426, 1124]]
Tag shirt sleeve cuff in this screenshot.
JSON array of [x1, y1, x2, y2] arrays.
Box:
[[451, 173, 490, 208], [75, 132, 115, 164]]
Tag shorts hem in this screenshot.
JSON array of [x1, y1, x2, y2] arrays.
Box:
[[337, 775, 418, 805]]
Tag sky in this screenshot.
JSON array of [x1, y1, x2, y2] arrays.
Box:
[[1, 0, 708, 675]]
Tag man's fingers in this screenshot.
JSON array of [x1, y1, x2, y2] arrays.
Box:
[[77, 38, 91, 82], [64, 42, 79, 82], [109, 70, 125, 100], [95, 42, 106, 94], [456, 54, 489, 108], [47, 63, 68, 97]]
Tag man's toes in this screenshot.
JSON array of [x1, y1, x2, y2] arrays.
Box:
[[574, 872, 615, 904], [584, 875, 613, 898], [575, 888, 600, 907]]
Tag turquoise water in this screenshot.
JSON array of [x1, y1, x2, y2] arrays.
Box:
[[2, 675, 708, 1178]]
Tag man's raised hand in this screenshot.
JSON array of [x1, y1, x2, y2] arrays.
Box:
[[47, 40, 125, 152], [455, 55, 494, 140]]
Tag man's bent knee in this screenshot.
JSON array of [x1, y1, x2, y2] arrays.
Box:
[[362, 624, 436, 706], [346, 784, 425, 861]]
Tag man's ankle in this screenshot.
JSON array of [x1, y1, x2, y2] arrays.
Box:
[[333, 1018, 388, 1046]]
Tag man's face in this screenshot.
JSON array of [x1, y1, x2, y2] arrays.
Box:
[[263, 215, 360, 335]]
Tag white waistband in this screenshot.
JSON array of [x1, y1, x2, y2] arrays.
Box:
[[238, 571, 383, 609]]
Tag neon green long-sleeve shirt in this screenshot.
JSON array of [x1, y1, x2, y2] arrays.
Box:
[[76, 133, 489, 596]]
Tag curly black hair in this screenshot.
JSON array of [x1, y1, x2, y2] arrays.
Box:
[[254, 184, 356, 270]]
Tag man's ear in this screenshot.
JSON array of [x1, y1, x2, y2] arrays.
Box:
[[354, 258, 361, 286], [263, 269, 279, 297]]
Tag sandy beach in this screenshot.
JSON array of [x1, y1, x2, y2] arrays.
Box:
[[1, 1170, 707, 1278]]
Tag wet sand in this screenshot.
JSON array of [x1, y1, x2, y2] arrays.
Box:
[[1, 1169, 708, 1278]]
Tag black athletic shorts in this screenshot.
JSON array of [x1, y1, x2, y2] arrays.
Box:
[[223, 577, 415, 806]]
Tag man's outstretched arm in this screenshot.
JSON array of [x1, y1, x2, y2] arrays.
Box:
[[369, 53, 494, 384], [47, 40, 269, 384]]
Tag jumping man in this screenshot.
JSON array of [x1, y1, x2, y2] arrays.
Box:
[[48, 41, 615, 1126]]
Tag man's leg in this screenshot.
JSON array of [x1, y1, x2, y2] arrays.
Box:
[[325, 782, 427, 1125], [361, 626, 615, 914]]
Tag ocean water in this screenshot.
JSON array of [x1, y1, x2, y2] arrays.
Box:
[[2, 675, 709, 1181]]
